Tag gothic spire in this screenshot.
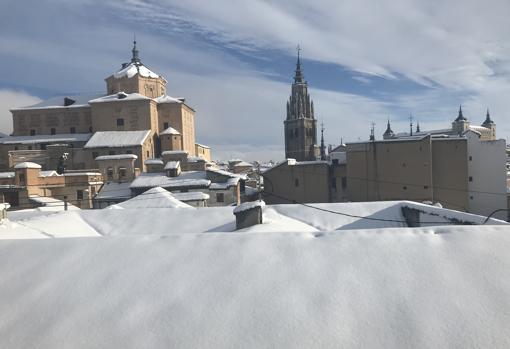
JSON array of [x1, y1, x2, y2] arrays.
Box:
[[482, 108, 494, 127], [131, 34, 140, 64], [294, 45, 304, 83], [455, 105, 467, 122], [383, 118, 394, 139], [320, 122, 326, 160], [416, 121, 420, 133]]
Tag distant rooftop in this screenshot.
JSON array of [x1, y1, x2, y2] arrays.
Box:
[[84, 130, 151, 148]]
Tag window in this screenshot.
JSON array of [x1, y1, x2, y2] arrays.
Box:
[[294, 178, 299, 187], [146, 150, 149, 157], [70, 127, 76, 134], [163, 122, 169, 130], [216, 193, 224, 202], [92, 152, 98, 159], [469, 176, 473, 182], [30, 129, 35, 136], [119, 167, 127, 178], [89, 126, 93, 133], [107, 167, 114, 180], [126, 150, 132, 154], [28, 146, 32, 150], [109, 150, 116, 155], [469, 156, 472, 161], [14, 146, 18, 150], [331, 177, 337, 190], [50, 128, 56, 135], [18, 173, 25, 185], [116, 118, 124, 127], [341, 177, 347, 189], [77, 190, 84, 200], [403, 186, 407, 190]]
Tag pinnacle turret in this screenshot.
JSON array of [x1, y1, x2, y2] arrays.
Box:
[[482, 108, 494, 127], [455, 105, 467, 122], [131, 36, 140, 64]]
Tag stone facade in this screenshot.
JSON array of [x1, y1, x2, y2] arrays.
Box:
[[284, 50, 318, 161], [4, 40, 210, 171]]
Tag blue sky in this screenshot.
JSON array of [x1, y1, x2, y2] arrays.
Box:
[[1, 0, 509, 160]]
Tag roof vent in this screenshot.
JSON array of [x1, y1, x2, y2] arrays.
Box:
[[117, 92, 128, 99], [64, 97, 76, 106]]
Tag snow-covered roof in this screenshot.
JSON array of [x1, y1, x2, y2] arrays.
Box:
[[113, 62, 159, 79], [207, 168, 246, 180], [10, 93, 102, 111], [233, 161, 252, 167], [88, 92, 150, 104], [95, 154, 138, 161], [0, 133, 92, 145], [0, 172, 15, 179], [39, 170, 58, 177], [0, 201, 509, 347], [172, 191, 210, 202], [294, 160, 329, 166], [209, 177, 240, 190], [162, 150, 188, 156], [95, 182, 132, 200], [160, 127, 180, 135], [130, 171, 211, 190], [14, 162, 41, 169], [469, 125, 490, 132], [144, 158, 164, 165], [195, 143, 210, 149], [164, 161, 180, 170], [109, 187, 191, 209], [154, 95, 183, 104], [187, 156, 206, 162], [84, 130, 151, 148], [63, 172, 101, 177], [233, 200, 265, 214]]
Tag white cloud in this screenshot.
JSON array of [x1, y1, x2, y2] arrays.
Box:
[[0, 90, 41, 135], [1, 0, 509, 161]]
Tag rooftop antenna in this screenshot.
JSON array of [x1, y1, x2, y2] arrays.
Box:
[[409, 113, 413, 136]]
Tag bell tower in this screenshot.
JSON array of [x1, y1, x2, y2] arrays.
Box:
[[284, 46, 317, 161]]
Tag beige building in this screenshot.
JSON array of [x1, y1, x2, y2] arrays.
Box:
[[346, 131, 507, 219], [0, 162, 102, 210], [262, 159, 346, 204], [4, 40, 210, 171]]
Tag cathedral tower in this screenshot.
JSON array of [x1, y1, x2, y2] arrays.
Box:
[[284, 47, 318, 161]]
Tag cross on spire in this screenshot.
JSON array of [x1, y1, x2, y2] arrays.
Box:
[[294, 44, 304, 83], [131, 34, 140, 64]]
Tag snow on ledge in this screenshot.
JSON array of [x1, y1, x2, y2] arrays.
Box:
[[14, 162, 41, 169], [145, 158, 164, 165], [95, 154, 138, 161], [233, 200, 265, 214]]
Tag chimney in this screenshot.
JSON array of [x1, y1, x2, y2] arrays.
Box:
[[233, 200, 265, 230]]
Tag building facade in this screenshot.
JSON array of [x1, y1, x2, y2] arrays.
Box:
[[5, 40, 210, 172], [346, 131, 506, 219]]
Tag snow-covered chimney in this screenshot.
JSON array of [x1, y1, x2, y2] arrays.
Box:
[[233, 200, 265, 230]]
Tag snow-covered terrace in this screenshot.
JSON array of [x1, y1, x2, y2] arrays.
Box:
[[0, 200, 508, 347]]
